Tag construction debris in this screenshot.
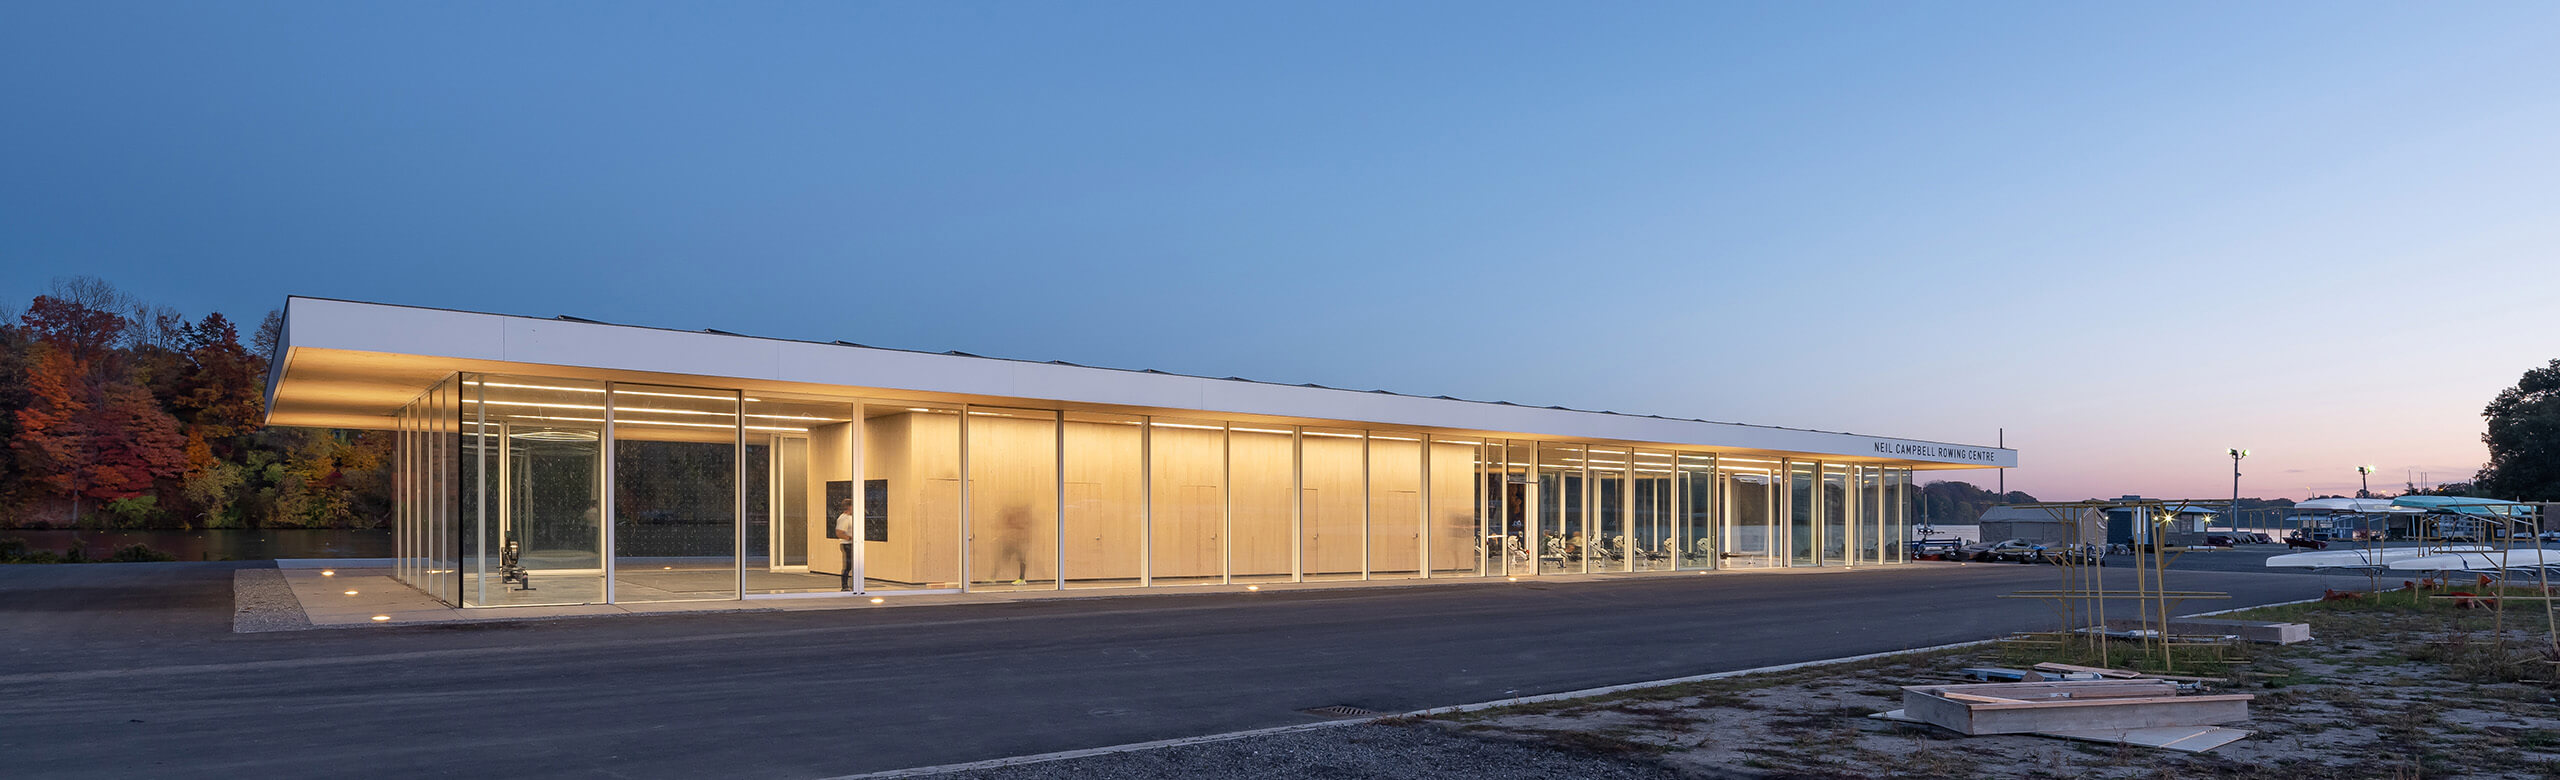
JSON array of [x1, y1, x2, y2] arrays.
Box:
[[1881, 679, 2254, 753]]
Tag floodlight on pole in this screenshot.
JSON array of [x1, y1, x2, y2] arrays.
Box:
[[2229, 449, 2248, 539]]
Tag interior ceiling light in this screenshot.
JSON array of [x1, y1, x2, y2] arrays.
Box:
[[511, 429, 601, 442]]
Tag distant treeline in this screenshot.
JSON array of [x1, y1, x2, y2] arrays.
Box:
[[1912, 483, 2315, 526], [1, 277, 387, 530]]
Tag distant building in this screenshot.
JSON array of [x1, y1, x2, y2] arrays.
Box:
[[1977, 505, 2104, 547]]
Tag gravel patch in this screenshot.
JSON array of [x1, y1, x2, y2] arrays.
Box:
[[233, 567, 311, 633], [922, 721, 1678, 780]]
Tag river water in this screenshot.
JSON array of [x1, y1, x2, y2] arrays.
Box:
[[3, 529, 392, 561]]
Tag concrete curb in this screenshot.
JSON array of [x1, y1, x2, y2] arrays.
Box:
[[830, 595, 2331, 779]]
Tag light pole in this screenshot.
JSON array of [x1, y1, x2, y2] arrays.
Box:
[[2356, 465, 2374, 499], [2229, 448, 2248, 537]]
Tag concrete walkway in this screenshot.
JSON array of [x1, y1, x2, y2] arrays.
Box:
[[264, 559, 1939, 629]]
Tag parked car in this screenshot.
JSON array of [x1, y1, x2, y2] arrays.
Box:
[[2202, 535, 2236, 547], [1908, 537, 1963, 557], [2027, 543, 2105, 566], [2284, 534, 2328, 551], [2244, 532, 2276, 544], [1958, 538, 2037, 562]]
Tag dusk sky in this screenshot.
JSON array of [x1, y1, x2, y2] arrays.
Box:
[[5, 2, 2556, 501]]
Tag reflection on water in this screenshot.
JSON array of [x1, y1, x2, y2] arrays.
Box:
[[2, 529, 393, 561]]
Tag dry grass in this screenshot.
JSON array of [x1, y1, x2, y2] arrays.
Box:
[[1419, 586, 2560, 778]]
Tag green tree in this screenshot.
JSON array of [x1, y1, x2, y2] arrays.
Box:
[[2477, 359, 2560, 500]]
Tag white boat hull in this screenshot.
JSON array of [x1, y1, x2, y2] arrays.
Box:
[[2264, 547, 2488, 569], [2385, 549, 2560, 571]]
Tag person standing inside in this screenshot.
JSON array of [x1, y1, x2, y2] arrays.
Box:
[[833, 498, 858, 590]]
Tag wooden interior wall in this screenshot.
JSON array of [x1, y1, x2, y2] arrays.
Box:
[[805, 421, 852, 575], [1229, 430, 1294, 578], [1428, 442, 1478, 573], [1368, 438, 1421, 577], [1302, 435, 1364, 577], [1062, 419, 1142, 582], [1149, 426, 1223, 581], [968, 413, 1058, 584]]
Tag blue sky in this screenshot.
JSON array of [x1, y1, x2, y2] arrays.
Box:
[[5, 2, 2556, 500]]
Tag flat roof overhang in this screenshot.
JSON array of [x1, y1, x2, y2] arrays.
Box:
[[263, 297, 2019, 470]]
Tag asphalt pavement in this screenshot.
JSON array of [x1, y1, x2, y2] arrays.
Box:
[[0, 559, 2334, 779]]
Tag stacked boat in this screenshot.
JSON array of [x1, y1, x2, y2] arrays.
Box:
[[2263, 496, 2549, 574]]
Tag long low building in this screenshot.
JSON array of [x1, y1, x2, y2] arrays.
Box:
[[261, 297, 2017, 608]]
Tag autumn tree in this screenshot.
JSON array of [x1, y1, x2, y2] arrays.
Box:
[[13, 347, 93, 522], [2477, 358, 2560, 501]]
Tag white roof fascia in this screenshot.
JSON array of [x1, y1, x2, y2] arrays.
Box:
[[273, 297, 2018, 468]]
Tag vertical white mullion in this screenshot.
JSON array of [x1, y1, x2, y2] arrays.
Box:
[[495, 417, 511, 600], [1418, 437, 1432, 579], [1139, 416, 1152, 588], [601, 383, 616, 604], [1054, 411, 1066, 591], [1220, 423, 1233, 586], [1359, 432, 1371, 581], [847, 401, 866, 593], [733, 389, 745, 600], [1289, 426, 1302, 583], [1524, 442, 1538, 577], [958, 405, 973, 591], [1566, 455, 1587, 570], [471, 377, 486, 606]]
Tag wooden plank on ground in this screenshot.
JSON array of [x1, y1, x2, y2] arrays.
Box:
[[2034, 662, 2142, 678]]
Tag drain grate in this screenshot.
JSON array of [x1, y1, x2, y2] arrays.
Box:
[[1300, 705, 1379, 719]]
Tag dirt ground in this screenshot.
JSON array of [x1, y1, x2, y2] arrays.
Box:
[[1425, 589, 2560, 778], [938, 588, 2560, 779]]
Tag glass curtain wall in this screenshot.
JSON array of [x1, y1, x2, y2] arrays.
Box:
[[392, 375, 463, 605], [1148, 418, 1225, 586], [1889, 467, 1910, 563], [1675, 453, 1716, 570], [969, 407, 1059, 591], [746, 394, 854, 595], [609, 384, 739, 603], [1788, 461, 1817, 567], [1821, 463, 1850, 566], [1631, 450, 1675, 572], [1228, 425, 1295, 583], [1063, 412, 1143, 588], [1492, 441, 1530, 577], [1537, 444, 1585, 575], [459, 375, 606, 607], [1427, 437, 1485, 578], [865, 404, 962, 591], [1300, 428, 1365, 581], [1587, 447, 1629, 573], [396, 371, 1947, 608], [1857, 466, 1882, 565], [1721, 457, 1780, 568], [1368, 433, 1422, 579]]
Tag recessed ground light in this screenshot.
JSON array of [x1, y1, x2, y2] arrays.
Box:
[[869, 597, 884, 604], [663, 566, 672, 570], [344, 590, 358, 596], [321, 570, 335, 576], [1246, 585, 1260, 591], [1506, 576, 1519, 582], [370, 615, 390, 622]]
